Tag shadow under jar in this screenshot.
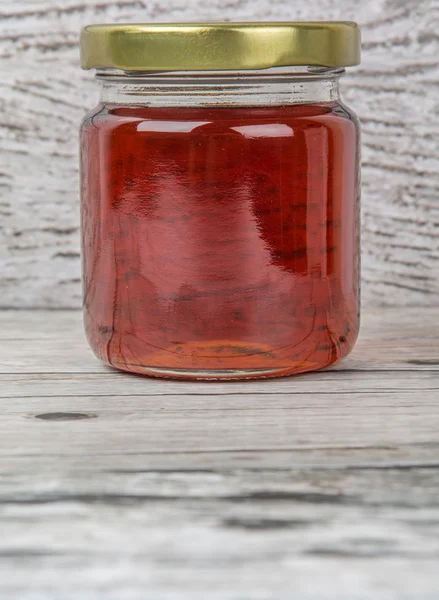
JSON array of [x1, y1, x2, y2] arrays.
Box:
[[80, 22, 361, 380]]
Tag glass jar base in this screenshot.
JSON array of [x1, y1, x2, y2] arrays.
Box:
[[108, 362, 323, 381]]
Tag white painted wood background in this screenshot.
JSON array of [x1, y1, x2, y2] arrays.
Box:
[[1, 0, 439, 308]]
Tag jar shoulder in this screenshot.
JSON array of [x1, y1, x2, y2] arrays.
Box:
[[333, 100, 360, 127], [80, 101, 359, 137], [80, 103, 107, 132]]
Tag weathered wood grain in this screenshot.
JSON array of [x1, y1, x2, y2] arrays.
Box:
[[3, 369, 439, 397], [1, 468, 439, 599], [1, 0, 439, 308], [3, 390, 439, 463], [1, 307, 439, 598]]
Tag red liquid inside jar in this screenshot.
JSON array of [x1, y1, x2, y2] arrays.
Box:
[[81, 102, 359, 379]]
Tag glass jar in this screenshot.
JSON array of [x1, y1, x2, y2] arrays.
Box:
[[80, 22, 361, 380]]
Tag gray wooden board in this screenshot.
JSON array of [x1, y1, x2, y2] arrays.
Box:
[[0, 307, 439, 598], [1, 0, 439, 308]]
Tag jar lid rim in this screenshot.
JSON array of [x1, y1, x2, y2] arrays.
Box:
[[80, 22, 361, 71]]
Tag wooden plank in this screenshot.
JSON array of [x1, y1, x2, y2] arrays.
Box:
[[2, 370, 439, 398], [0, 307, 437, 464], [0, 467, 439, 598], [1, 0, 439, 308], [0, 307, 438, 375], [2, 444, 439, 471], [0, 306, 436, 376], [1, 307, 439, 598], [1, 391, 438, 460]]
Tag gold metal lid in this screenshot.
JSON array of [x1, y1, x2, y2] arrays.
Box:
[[80, 22, 361, 71]]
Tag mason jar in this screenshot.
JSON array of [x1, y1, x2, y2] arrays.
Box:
[[80, 22, 361, 380]]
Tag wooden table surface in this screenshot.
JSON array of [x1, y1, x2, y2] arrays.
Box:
[[1, 307, 439, 599]]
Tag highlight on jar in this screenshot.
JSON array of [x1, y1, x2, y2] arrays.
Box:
[[80, 22, 361, 380]]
